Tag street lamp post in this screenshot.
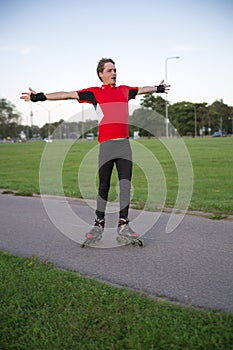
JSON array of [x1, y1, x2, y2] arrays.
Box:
[[194, 105, 197, 138], [30, 104, 34, 139], [165, 56, 180, 138], [38, 104, 61, 139], [82, 105, 85, 140]]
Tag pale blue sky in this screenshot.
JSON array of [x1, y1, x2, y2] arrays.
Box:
[[0, 0, 233, 126]]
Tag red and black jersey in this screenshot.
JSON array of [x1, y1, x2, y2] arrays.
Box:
[[77, 85, 138, 143]]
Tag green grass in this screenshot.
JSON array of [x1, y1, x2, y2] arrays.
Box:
[[0, 141, 43, 195], [1, 137, 233, 215], [1, 251, 233, 350], [185, 138, 233, 214], [1, 140, 233, 348]]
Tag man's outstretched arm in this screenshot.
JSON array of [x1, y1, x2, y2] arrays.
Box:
[[137, 80, 170, 95], [20, 88, 79, 102]]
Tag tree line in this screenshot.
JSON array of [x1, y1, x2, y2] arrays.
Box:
[[138, 95, 233, 137], [0, 96, 233, 140]]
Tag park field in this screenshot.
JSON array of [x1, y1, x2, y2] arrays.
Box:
[[0, 137, 233, 216], [1, 251, 233, 350], [1, 138, 233, 349]]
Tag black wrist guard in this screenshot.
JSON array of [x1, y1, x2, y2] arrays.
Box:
[[155, 85, 165, 93], [30, 92, 47, 102]]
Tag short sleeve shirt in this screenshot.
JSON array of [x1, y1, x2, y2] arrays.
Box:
[[77, 85, 138, 143]]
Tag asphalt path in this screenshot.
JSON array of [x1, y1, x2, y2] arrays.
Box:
[[1, 193, 233, 313]]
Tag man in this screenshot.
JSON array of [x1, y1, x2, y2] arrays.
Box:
[[21, 58, 170, 243]]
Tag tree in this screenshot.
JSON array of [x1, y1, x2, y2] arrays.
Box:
[[169, 102, 194, 136], [140, 94, 166, 116], [0, 98, 22, 139], [228, 107, 233, 135], [209, 99, 232, 133], [131, 95, 167, 137], [130, 107, 166, 137], [41, 119, 64, 139], [169, 102, 210, 137]]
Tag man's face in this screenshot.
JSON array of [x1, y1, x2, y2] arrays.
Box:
[[99, 62, 117, 86]]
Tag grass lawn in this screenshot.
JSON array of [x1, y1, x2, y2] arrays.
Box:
[[1, 251, 233, 350], [0, 137, 233, 215], [1, 138, 233, 348], [185, 137, 233, 215]]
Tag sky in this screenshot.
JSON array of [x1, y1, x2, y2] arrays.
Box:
[[0, 0, 233, 127]]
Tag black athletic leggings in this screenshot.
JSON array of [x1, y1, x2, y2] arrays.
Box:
[[96, 139, 132, 220]]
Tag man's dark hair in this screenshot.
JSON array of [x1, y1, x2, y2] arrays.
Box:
[[97, 58, 115, 81]]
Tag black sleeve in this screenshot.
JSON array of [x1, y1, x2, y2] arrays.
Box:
[[128, 89, 139, 100], [78, 91, 97, 105]]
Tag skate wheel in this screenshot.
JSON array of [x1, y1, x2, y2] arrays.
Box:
[[81, 238, 90, 248], [138, 239, 144, 247], [116, 236, 122, 243]]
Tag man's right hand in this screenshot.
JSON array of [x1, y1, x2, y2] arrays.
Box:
[[20, 89, 78, 101], [20, 88, 36, 102]]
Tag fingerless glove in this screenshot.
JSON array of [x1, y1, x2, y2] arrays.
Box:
[[30, 92, 47, 102], [155, 85, 165, 93]]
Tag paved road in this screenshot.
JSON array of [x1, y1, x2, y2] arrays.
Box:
[[1, 193, 233, 313]]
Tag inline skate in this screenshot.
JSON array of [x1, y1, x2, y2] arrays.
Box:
[[81, 218, 105, 248], [116, 218, 144, 247]]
